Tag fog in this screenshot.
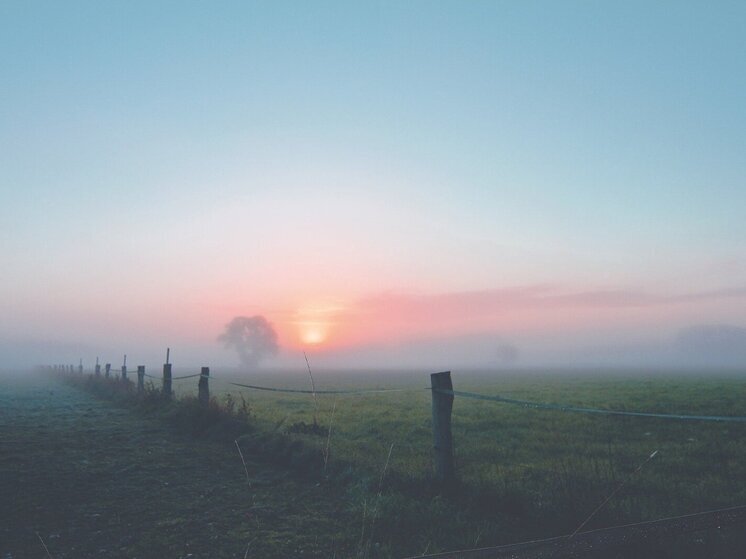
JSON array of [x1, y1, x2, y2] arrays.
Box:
[[4, 321, 745, 376], [675, 325, 746, 366]]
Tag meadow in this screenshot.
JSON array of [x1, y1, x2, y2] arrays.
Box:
[[166, 366, 746, 557], [14, 367, 746, 558]]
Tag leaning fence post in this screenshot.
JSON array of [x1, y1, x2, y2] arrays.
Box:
[[162, 363, 172, 399], [431, 371, 455, 484], [137, 366, 145, 393], [198, 367, 210, 406]]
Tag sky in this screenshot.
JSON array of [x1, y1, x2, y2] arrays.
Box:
[[1, 1, 746, 370]]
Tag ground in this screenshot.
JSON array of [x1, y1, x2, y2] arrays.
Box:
[[0, 372, 356, 558], [5, 369, 746, 558]]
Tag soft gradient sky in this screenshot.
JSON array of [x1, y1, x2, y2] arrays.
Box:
[[2, 1, 745, 369]]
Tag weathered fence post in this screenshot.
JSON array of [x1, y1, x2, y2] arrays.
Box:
[[78, 359, 83, 374], [431, 371, 455, 485], [121, 354, 127, 381], [105, 363, 111, 378], [162, 363, 172, 399], [137, 365, 145, 393], [198, 367, 210, 406], [95, 357, 101, 376]]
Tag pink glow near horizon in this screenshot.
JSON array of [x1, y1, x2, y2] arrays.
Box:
[[8, 262, 746, 368], [256, 286, 746, 354]]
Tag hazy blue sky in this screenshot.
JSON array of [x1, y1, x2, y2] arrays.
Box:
[[2, 1, 745, 368]]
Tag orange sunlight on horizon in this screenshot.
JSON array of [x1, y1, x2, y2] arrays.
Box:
[[298, 321, 328, 345], [288, 301, 350, 348]]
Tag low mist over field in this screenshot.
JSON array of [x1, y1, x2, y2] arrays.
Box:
[[4, 322, 746, 373]]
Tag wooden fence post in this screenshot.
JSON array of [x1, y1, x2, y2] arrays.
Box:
[[121, 355, 127, 381], [137, 366, 145, 393], [162, 363, 172, 399], [105, 363, 111, 378], [431, 371, 455, 484], [198, 367, 210, 406]]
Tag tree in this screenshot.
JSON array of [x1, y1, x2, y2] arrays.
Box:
[[218, 315, 279, 368]]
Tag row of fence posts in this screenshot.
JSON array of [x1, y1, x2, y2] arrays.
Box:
[[65, 361, 212, 409], [54, 363, 456, 485], [51, 364, 84, 374]]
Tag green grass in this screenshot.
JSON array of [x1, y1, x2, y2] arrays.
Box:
[[4, 373, 361, 558], [68, 368, 746, 557]]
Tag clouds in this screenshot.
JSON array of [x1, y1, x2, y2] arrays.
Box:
[[352, 284, 746, 329]]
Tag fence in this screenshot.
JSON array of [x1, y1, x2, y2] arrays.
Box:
[[47, 363, 746, 558]]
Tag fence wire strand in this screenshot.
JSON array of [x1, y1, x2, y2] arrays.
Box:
[[83, 366, 746, 423], [136, 372, 416, 396], [436, 388, 746, 423], [227, 381, 415, 396]]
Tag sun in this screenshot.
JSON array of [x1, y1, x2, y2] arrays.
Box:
[[299, 322, 328, 346], [294, 301, 345, 347]]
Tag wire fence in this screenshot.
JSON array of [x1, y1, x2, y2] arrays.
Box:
[[172, 371, 746, 423], [435, 387, 746, 423], [99, 366, 746, 422], [48, 363, 746, 558], [227, 380, 416, 396]]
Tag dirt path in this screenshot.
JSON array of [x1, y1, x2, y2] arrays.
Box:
[[0, 373, 356, 558]]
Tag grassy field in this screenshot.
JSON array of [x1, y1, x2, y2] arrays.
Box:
[[1, 372, 362, 559], [6, 367, 746, 557], [167, 366, 746, 556]]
